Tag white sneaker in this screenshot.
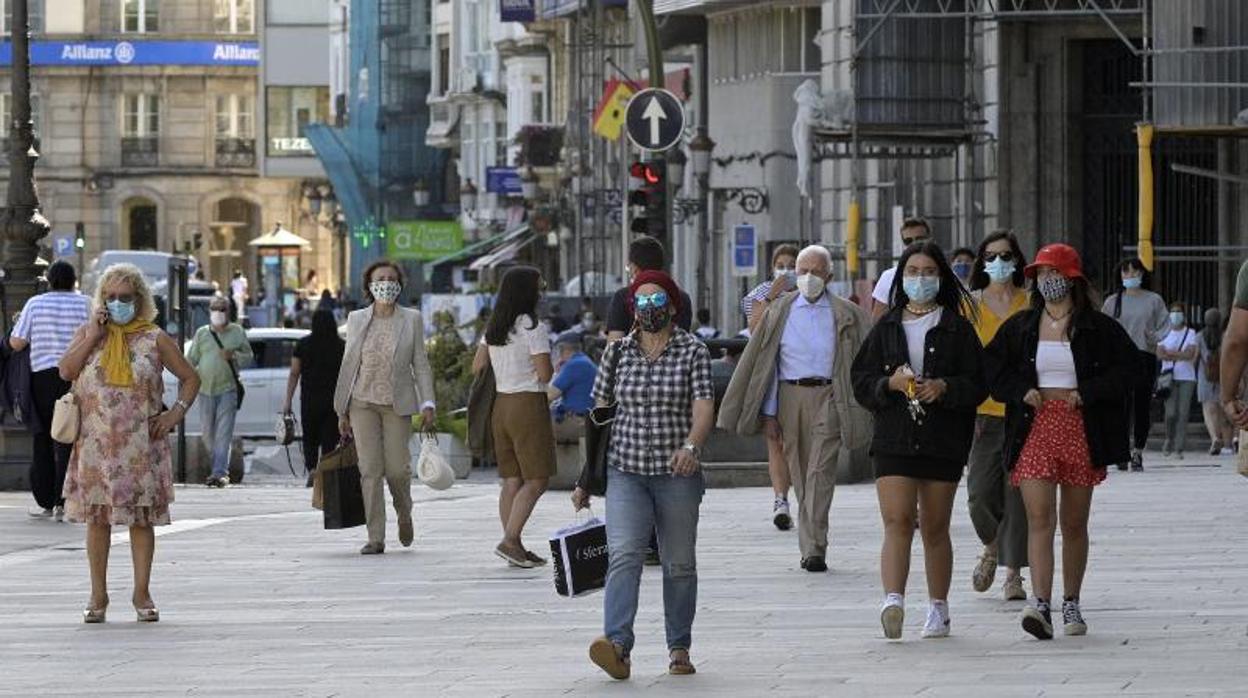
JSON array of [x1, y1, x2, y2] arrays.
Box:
[[772, 498, 792, 531], [27, 507, 53, 519], [52, 505, 65, 522], [921, 601, 950, 638], [880, 595, 904, 639]]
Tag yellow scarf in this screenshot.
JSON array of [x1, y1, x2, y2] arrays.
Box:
[[101, 317, 158, 387]]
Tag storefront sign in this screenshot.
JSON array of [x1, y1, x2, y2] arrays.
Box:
[[501, 0, 536, 22], [0, 41, 260, 66], [388, 221, 464, 261], [269, 137, 314, 154], [485, 166, 523, 195]]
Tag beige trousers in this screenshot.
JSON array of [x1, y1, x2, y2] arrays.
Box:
[[349, 401, 413, 546], [777, 383, 841, 559]]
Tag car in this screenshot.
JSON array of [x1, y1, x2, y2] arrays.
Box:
[[163, 328, 310, 438], [82, 250, 200, 295]]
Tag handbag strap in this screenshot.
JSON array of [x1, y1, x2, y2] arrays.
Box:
[[208, 328, 241, 382]]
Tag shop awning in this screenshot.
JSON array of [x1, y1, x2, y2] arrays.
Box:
[[468, 233, 536, 271], [422, 224, 530, 280]]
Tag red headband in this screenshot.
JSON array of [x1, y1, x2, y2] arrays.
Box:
[[628, 270, 682, 316]]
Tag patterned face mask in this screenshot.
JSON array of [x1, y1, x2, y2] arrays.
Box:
[[369, 280, 402, 304], [1038, 275, 1071, 302], [636, 305, 671, 333]]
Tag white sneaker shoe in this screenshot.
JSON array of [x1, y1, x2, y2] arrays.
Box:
[[880, 594, 904, 639], [52, 505, 65, 522], [921, 601, 950, 638], [772, 498, 792, 531], [27, 507, 53, 519]]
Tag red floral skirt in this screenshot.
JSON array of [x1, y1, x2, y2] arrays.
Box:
[[1011, 401, 1106, 488]]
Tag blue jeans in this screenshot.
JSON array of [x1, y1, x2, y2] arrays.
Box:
[[603, 468, 704, 655], [200, 390, 238, 478]]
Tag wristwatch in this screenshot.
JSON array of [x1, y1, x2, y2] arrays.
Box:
[[681, 443, 701, 460], [174, 399, 191, 413]]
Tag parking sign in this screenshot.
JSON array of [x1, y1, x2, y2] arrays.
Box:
[[732, 224, 756, 277]]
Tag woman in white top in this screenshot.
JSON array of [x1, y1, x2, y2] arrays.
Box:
[[1158, 302, 1199, 458], [473, 266, 555, 568]]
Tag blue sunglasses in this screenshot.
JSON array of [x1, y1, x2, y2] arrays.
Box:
[[634, 291, 669, 311]]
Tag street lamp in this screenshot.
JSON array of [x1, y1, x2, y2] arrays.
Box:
[[320, 187, 337, 218], [689, 129, 715, 185], [304, 184, 323, 216], [412, 178, 430, 208], [520, 166, 539, 201], [460, 178, 478, 212], [666, 148, 686, 193]]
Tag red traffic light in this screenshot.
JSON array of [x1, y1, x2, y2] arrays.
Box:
[[630, 161, 663, 186]]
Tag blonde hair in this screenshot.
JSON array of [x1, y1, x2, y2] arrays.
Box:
[[93, 263, 158, 322]]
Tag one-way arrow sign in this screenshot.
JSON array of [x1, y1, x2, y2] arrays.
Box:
[[625, 88, 684, 152]]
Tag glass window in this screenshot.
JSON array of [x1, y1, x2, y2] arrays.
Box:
[[1, 0, 44, 35], [122, 0, 158, 33], [215, 0, 254, 34], [216, 94, 255, 139], [266, 86, 329, 157], [122, 94, 160, 137]]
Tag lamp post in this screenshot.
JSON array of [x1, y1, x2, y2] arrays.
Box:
[[334, 210, 347, 297], [688, 128, 715, 311]]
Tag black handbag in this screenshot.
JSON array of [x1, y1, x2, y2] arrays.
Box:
[[319, 441, 366, 529], [579, 404, 615, 496], [208, 328, 245, 409]]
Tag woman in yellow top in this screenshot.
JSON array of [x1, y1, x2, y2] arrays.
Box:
[[964, 232, 1032, 601]]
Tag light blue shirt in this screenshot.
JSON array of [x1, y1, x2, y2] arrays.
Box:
[[762, 293, 837, 416]]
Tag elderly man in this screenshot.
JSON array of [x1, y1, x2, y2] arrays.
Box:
[[719, 245, 872, 572]]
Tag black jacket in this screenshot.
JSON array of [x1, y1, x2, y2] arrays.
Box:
[[984, 308, 1135, 471], [851, 307, 987, 464]]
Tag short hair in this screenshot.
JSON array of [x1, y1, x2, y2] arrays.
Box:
[[771, 244, 800, 266], [628, 236, 666, 271], [796, 244, 833, 270], [93, 263, 157, 322], [46, 260, 76, 291], [361, 259, 406, 303], [209, 294, 230, 310], [901, 217, 931, 236]]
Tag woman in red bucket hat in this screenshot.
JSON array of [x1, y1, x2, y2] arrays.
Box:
[[983, 243, 1136, 641]]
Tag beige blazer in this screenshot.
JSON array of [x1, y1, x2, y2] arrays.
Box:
[[333, 304, 436, 417], [717, 291, 872, 450]]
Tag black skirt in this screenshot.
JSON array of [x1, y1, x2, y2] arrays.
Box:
[[874, 454, 964, 483]]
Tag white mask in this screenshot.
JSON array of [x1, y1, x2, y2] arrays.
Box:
[[210, 311, 228, 327], [796, 273, 826, 301]]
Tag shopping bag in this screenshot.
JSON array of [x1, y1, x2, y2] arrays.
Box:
[[549, 512, 608, 597], [318, 441, 366, 529], [578, 404, 615, 497], [415, 436, 455, 490]]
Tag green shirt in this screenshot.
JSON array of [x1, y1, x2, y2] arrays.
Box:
[[1236, 260, 1248, 310], [187, 324, 253, 396]]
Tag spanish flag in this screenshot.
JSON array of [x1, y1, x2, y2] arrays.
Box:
[[593, 80, 635, 141]]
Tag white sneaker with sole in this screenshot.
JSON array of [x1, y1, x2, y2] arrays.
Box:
[[27, 507, 53, 519], [1002, 573, 1027, 601], [921, 601, 950, 638], [880, 594, 904, 639], [772, 498, 792, 531], [52, 505, 65, 522]]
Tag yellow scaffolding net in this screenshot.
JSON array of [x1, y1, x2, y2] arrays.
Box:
[[1137, 123, 1155, 271]]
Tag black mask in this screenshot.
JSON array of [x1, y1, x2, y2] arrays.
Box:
[[636, 306, 671, 333]]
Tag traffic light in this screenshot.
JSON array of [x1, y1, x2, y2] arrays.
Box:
[[75, 222, 85, 249], [628, 159, 667, 238]]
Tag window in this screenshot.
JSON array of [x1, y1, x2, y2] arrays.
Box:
[[1, 0, 44, 35], [437, 33, 450, 96], [122, 0, 158, 33], [122, 94, 160, 137], [216, 94, 255, 139], [530, 75, 544, 124], [266, 86, 329, 157], [214, 0, 254, 34]]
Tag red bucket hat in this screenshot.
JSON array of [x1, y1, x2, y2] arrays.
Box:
[[1024, 243, 1084, 279]]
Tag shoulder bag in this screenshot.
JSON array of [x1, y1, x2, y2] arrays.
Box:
[[50, 390, 79, 444], [1155, 328, 1190, 400], [209, 328, 246, 409], [578, 343, 623, 496]]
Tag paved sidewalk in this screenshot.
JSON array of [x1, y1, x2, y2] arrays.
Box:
[[1, 454, 1246, 696]]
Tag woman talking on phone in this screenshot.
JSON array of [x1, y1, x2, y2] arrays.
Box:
[[60, 263, 201, 623]]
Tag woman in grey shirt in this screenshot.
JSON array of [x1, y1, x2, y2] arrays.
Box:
[[1101, 258, 1169, 471]]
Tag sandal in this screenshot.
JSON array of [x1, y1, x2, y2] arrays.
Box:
[[668, 650, 696, 676], [589, 636, 630, 680]]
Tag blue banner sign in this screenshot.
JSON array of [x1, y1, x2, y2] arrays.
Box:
[[501, 0, 536, 22], [486, 166, 523, 195], [0, 40, 260, 67]]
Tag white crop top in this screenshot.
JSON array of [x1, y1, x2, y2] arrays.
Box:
[[1036, 340, 1077, 389]]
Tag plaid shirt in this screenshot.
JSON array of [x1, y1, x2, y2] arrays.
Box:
[[741, 281, 773, 322], [592, 328, 714, 476]]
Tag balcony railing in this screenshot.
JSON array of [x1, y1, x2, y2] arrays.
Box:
[[120, 136, 159, 167], [215, 138, 256, 168]]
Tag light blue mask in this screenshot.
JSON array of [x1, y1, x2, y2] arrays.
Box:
[[107, 300, 136, 325], [1122, 276, 1142, 290], [903, 275, 941, 304], [985, 258, 1016, 284]]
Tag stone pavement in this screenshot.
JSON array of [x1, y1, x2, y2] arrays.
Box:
[[1, 453, 1246, 697]]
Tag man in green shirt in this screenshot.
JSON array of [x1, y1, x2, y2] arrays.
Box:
[[187, 296, 254, 487]]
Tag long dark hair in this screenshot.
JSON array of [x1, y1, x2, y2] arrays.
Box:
[[969, 230, 1028, 292], [889, 241, 974, 318], [1111, 257, 1152, 319], [306, 309, 343, 357], [1030, 275, 1099, 341], [484, 266, 542, 346]]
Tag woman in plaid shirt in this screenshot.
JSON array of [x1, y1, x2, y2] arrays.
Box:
[[573, 270, 714, 680]]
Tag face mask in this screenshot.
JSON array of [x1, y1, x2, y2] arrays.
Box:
[[773, 268, 795, 284], [985, 258, 1016, 284], [369, 280, 401, 304], [1039, 275, 1071, 302], [903, 275, 940, 304], [1122, 276, 1142, 290], [210, 311, 228, 327], [636, 306, 671, 333], [106, 300, 136, 325], [1169, 311, 1185, 327], [795, 273, 826, 300], [952, 261, 972, 280]]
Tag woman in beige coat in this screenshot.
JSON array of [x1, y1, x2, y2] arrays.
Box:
[[334, 260, 436, 554]]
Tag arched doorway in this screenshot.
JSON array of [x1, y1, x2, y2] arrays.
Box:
[[122, 197, 158, 250], [208, 198, 260, 291]]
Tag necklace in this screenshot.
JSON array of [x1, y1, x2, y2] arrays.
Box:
[[1043, 306, 1071, 329], [905, 303, 939, 317]]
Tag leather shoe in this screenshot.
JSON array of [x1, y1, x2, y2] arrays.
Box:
[[801, 556, 828, 572]]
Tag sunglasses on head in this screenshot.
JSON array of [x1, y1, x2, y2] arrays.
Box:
[[984, 251, 1015, 263], [634, 291, 669, 311]]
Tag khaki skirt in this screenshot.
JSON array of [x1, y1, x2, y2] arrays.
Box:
[[491, 392, 557, 480]]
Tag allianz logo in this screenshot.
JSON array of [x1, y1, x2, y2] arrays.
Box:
[[573, 543, 608, 561], [213, 44, 259, 61], [60, 42, 132, 62]]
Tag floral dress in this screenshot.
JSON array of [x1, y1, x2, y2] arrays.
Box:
[[63, 328, 174, 527]]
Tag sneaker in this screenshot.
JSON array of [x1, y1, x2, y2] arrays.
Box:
[[772, 498, 792, 531], [921, 601, 950, 639], [972, 546, 998, 592], [52, 505, 64, 523], [1210, 441, 1223, 456], [359, 542, 385, 555], [1062, 599, 1087, 636], [1021, 603, 1054, 640], [1130, 449, 1144, 472], [27, 507, 53, 519], [880, 594, 904, 639], [1002, 573, 1027, 601]]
